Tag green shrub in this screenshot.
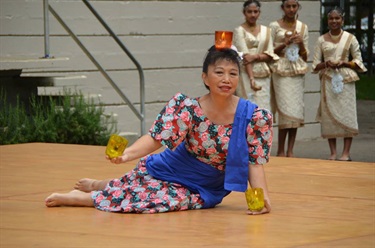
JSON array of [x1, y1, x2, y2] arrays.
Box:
[[356, 74, 375, 100], [0, 89, 117, 145]]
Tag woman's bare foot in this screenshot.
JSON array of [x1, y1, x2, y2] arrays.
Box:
[[338, 155, 352, 161], [328, 154, 337, 160], [74, 178, 97, 192], [286, 151, 294, 158], [45, 190, 93, 207], [74, 178, 109, 192]]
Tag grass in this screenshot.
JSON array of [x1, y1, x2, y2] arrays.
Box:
[[356, 74, 375, 100]]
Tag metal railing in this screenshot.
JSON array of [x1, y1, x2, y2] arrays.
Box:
[[43, 0, 146, 135]]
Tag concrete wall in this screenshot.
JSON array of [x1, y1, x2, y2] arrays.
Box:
[[0, 0, 321, 140]]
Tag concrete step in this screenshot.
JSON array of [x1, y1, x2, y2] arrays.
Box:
[[0, 56, 70, 71]]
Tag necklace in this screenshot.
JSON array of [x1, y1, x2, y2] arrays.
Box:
[[329, 30, 343, 41], [245, 23, 257, 33], [283, 18, 296, 28]]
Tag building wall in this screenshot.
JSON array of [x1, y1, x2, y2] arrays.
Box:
[[0, 0, 321, 140]]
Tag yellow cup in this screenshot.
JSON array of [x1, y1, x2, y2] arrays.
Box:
[[245, 188, 265, 211], [105, 134, 128, 159]]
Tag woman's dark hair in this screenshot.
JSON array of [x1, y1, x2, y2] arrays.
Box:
[[281, 0, 301, 9], [202, 46, 241, 73], [243, 0, 261, 10], [202, 46, 241, 90], [327, 6, 345, 18]]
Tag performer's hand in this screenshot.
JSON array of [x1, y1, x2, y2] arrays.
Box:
[[326, 60, 339, 69], [250, 78, 262, 91], [106, 153, 130, 164], [291, 32, 303, 44], [243, 53, 258, 64], [336, 60, 346, 68], [246, 199, 271, 215]]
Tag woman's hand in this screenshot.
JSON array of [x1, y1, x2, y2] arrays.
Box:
[[250, 78, 262, 91], [246, 199, 271, 215], [291, 32, 303, 45], [243, 53, 259, 64], [106, 153, 130, 164], [326, 60, 342, 69]]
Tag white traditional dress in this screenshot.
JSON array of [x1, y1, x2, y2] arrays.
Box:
[[312, 31, 367, 138], [233, 25, 279, 111], [269, 20, 309, 129]]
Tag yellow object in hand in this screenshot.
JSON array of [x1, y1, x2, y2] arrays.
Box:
[[245, 188, 265, 211], [105, 134, 128, 159]]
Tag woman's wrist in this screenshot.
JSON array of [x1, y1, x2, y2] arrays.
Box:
[[299, 49, 307, 56], [349, 61, 356, 69]]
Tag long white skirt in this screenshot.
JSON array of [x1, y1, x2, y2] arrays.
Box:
[[316, 76, 358, 138], [272, 73, 305, 129]]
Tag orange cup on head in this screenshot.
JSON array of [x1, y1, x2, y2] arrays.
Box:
[[215, 31, 233, 50]]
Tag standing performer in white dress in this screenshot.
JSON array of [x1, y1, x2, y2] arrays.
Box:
[[312, 7, 367, 161], [233, 0, 279, 111], [269, 0, 309, 157]]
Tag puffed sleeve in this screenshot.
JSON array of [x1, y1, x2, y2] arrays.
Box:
[[302, 24, 310, 56], [350, 36, 367, 73], [233, 26, 249, 54], [246, 108, 273, 165], [263, 27, 279, 61], [148, 93, 193, 149], [269, 21, 278, 44], [312, 36, 324, 73]]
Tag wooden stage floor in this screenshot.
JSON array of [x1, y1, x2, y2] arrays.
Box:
[[0, 143, 374, 248]]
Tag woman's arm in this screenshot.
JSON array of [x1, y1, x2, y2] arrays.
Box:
[[247, 163, 271, 215], [245, 108, 273, 215], [107, 134, 163, 164]]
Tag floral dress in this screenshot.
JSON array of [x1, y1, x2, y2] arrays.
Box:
[[92, 93, 273, 213]]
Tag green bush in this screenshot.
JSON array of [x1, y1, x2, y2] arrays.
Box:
[[0, 89, 117, 145], [356, 74, 375, 100]]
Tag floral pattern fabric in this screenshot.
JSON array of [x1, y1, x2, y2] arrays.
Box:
[[92, 93, 273, 213]]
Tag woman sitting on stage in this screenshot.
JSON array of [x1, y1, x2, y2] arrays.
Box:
[[45, 46, 273, 215]]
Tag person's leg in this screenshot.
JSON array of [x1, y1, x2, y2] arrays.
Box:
[[286, 128, 297, 157], [277, 128, 288, 157], [74, 178, 110, 192], [45, 190, 94, 207], [339, 137, 352, 161], [328, 138, 337, 160]]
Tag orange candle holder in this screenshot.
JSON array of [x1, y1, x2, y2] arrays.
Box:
[[105, 134, 128, 159], [245, 188, 265, 211], [215, 31, 233, 50]]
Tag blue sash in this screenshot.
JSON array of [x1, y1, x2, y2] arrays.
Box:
[[225, 99, 257, 192]]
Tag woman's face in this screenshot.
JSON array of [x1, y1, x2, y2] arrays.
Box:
[[282, 0, 299, 19], [327, 11, 343, 31], [202, 59, 239, 96], [243, 4, 261, 25]]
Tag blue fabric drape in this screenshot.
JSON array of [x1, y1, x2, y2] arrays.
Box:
[[146, 142, 230, 208], [225, 99, 257, 192]]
